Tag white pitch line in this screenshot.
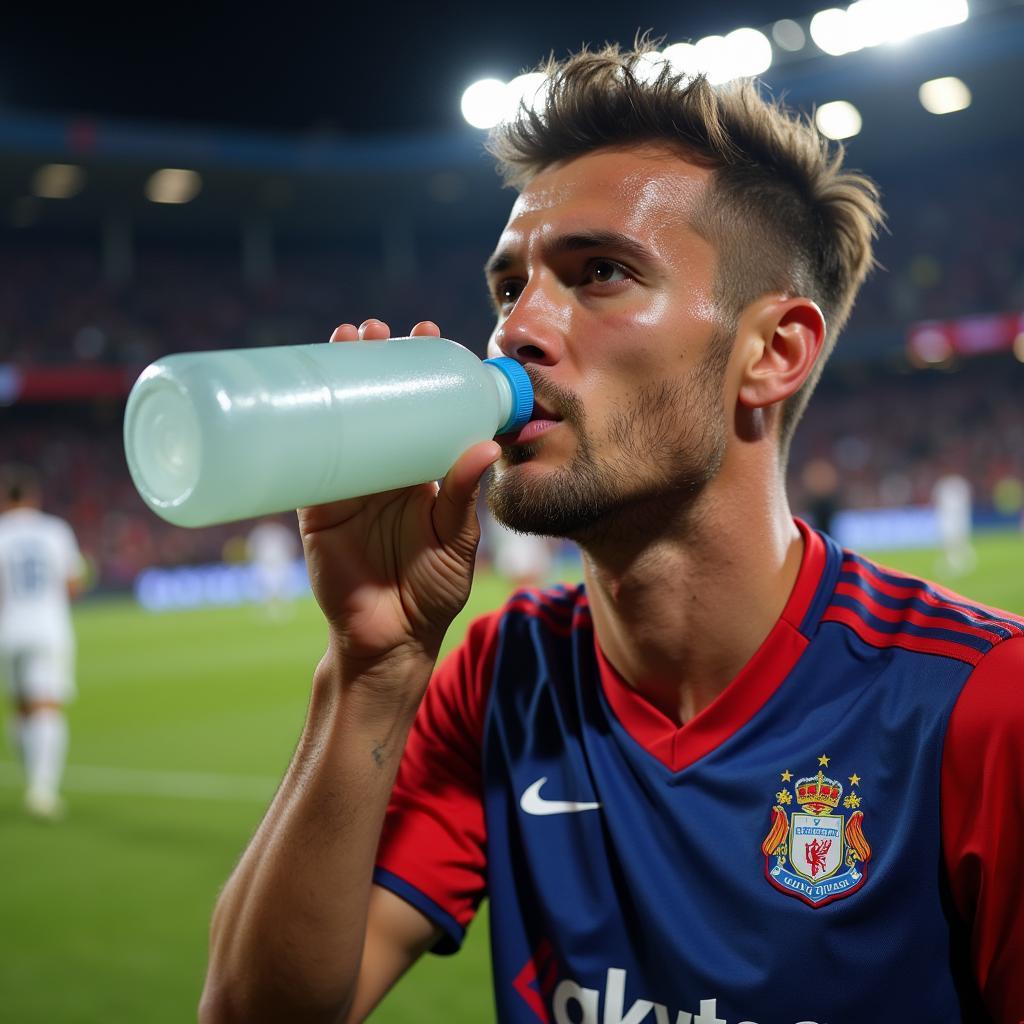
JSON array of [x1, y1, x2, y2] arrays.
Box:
[[0, 761, 279, 802]]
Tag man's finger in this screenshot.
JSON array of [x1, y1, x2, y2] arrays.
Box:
[[410, 321, 442, 337], [330, 324, 359, 342], [358, 319, 391, 340], [433, 441, 502, 549]]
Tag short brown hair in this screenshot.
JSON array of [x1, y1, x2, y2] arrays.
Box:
[[488, 43, 885, 458]]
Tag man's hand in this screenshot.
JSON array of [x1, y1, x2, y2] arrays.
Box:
[[299, 317, 501, 675]]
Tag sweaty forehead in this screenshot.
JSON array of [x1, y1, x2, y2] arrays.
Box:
[[504, 146, 712, 242]]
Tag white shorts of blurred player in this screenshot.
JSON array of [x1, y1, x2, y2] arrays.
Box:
[[1, 644, 76, 705]]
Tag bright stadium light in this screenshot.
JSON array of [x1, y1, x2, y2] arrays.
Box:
[[503, 72, 547, 120], [724, 28, 774, 78], [848, 0, 969, 46], [629, 32, 772, 90], [928, 0, 972, 32], [32, 163, 85, 199], [844, 1, 890, 47], [772, 19, 807, 51], [919, 76, 971, 114], [812, 0, 969, 55], [815, 100, 863, 139], [810, 8, 857, 55], [145, 168, 202, 205], [693, 35, 732, 84], [633, 51, 671, 84], [662, 42, 699, 77], [461, 78, 508, 130]]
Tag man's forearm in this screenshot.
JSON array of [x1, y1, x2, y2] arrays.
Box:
[[200, 651, 432, 1024]]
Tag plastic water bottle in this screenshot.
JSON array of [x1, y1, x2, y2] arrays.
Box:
[[122, 337, 533, 528]]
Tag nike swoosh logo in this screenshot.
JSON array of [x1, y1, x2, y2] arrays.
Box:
[[519, 776, 602, 816]]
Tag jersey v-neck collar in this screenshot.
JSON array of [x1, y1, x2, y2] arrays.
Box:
[[593, 518, 841, 773]]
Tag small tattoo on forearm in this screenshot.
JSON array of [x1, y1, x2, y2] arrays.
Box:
[[371, 743, 386, 767]]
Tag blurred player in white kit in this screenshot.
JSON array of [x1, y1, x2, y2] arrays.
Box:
[[246, 518, 300, 618], [0, 466, 85, 820], [932, 472, 975, 576]]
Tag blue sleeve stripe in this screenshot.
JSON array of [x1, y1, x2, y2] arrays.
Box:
[[830, 593, 993, 653], [372, 868, 465, 955], [837, 570, 1014, 640], [843, 553, 1024, 631]]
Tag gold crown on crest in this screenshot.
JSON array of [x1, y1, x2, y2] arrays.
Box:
[[795, 770, 844, 814]]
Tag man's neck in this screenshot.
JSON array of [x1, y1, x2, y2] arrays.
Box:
[[580, 477, 803, 726]]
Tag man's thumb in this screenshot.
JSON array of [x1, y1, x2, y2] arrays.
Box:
[[432, 441, 502, 551]]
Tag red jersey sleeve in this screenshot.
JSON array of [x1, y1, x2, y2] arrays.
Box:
[[373, 610, 502, 953], [941, 634, 1024, 1022]]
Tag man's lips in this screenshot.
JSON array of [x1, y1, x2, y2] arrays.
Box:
[[496, 379, 568, 444], [497, 397, 563, 445], [509, 418, 561, 444]]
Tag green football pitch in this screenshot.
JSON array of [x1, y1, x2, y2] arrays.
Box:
[[2, 532, 1022, 1023]]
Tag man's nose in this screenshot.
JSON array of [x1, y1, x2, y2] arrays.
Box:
[[488, 278, 566, 367]]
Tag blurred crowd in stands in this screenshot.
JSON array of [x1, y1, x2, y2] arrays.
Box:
[[789, 356, 1024, 521], [1, 151, 1021, 370], [1, 148, 1022, 590], [853, 155, 1024, 331], [0, 239, 494, 369]]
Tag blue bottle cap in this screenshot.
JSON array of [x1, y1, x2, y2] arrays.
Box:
[[484, 357, 534, 434]]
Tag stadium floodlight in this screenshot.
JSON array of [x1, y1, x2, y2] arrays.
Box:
[[503, 72, 548, 121], [693, 35, 732, 84], [145, 168, 202, 205], [692, 30, 772, 84], [661, 42, 699, 78], [31, 163, 85, 200], [848, 0, 969, 47], [460, 78, 508, 130], [633, 51, 671, 85], [919, 76, 971, 115], [813, 0, 969, 55], [809, 9, 858, 56], [846, 0, 908, 47], [723, 28, 774, 78], [815, 100, 863, 139], [772, 19, 807, 52]]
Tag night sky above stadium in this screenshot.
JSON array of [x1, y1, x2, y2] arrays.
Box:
[[2, 3, 824, 135]]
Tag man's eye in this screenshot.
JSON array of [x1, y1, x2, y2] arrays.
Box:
[[586, 259, 628, 284], [496, 280, 523, 307]]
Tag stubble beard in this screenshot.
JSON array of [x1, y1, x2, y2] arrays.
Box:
[[487, 334, 731, 545]]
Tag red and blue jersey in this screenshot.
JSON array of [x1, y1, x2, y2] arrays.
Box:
[[374, 520, 1024, 1024]]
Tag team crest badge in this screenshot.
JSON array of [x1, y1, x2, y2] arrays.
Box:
[[761, 755, 871, 907]]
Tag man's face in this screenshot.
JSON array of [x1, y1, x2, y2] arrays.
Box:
[[484, 145, 734, 543]]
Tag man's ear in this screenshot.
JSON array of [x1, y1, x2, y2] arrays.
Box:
[[736, 297, 826, 410]]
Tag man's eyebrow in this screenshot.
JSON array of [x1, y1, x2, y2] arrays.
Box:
[[484, 230, 658, 279], [484, 250, 516, 278]]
